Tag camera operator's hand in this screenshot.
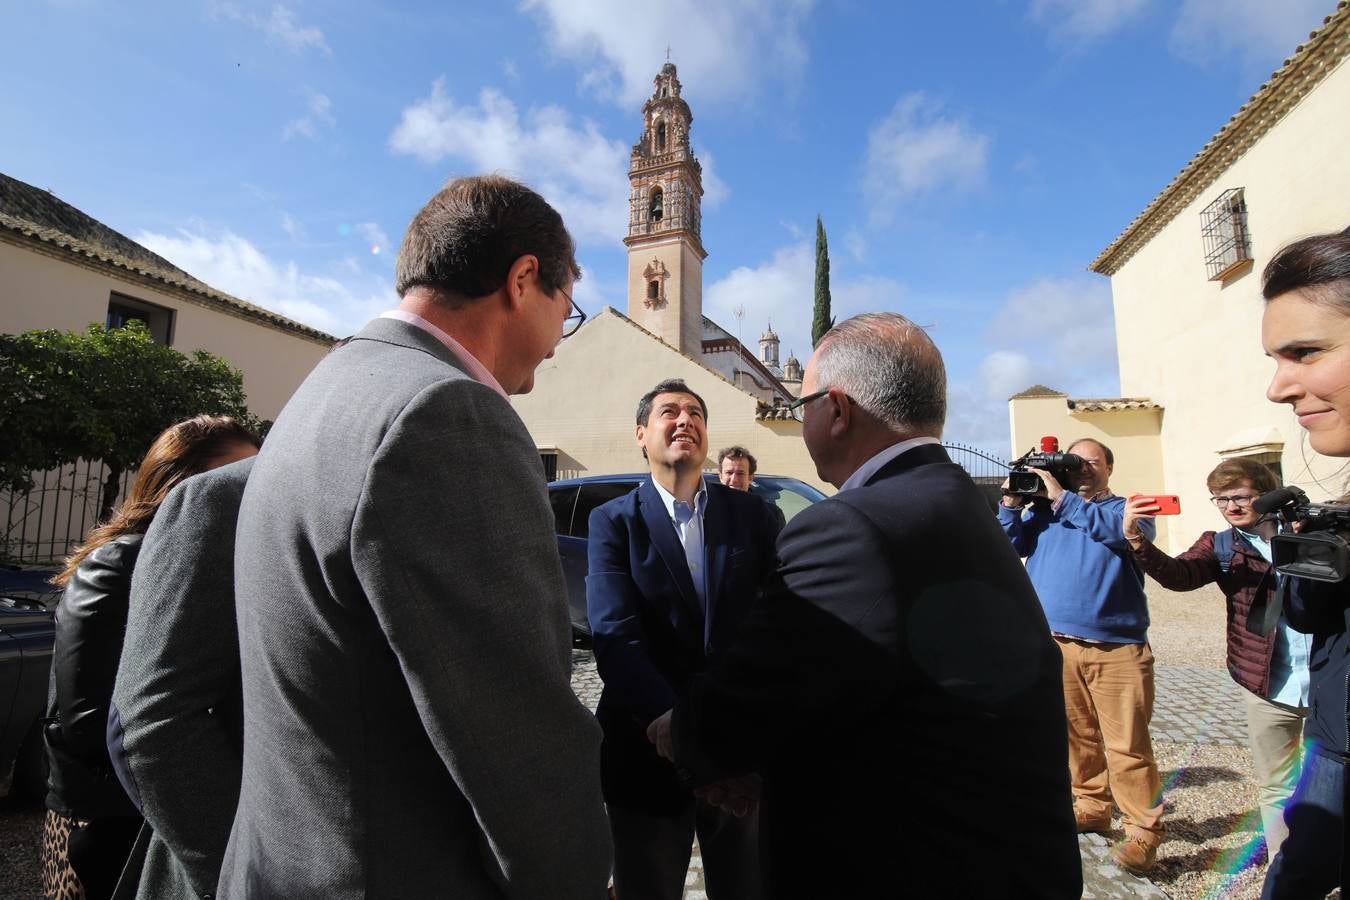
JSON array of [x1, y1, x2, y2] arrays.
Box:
[[1029, 467, 1063, 503], [1123, 496, 1159, 546], [1000, 476, 1025, 509]]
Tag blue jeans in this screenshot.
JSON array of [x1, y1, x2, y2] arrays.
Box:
[[1261, 745, 1346, 898]]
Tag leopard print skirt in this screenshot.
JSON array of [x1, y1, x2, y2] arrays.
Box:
[[40, 810, 86, 900]]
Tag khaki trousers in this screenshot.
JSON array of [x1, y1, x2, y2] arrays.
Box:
[[1057, 637, 1165, 841], [1240, 687, 1307, 857]]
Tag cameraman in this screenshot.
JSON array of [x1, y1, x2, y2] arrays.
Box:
[[999, 438, 1165, 874], [1122, 459, 1306, 859], [1259, 229, 1350, 899]]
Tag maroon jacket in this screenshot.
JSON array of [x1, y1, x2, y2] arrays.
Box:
[[1132, 529, 1277, 696]]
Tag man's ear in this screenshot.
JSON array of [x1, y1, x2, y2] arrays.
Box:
[[504, 254, 540, 310], [635, 423, 647, 453], [828, 387, 851, 438]]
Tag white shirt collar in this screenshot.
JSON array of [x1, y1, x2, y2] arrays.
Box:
[[838, 436, 940, 493], [651, 476, 708, 520]]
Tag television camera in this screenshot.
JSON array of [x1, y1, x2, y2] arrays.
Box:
[[1005, 436, 1084, 496], [1254, 485, 1350, 582]]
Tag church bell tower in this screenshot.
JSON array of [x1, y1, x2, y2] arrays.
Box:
[[625, 62, 707, 355]]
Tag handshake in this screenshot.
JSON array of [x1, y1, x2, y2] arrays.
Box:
[[646, 709, 761, 817]]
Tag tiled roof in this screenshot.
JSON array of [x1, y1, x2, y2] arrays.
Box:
[[1068, 398, 1162, 412], [0, 173, 334, 343], [1009, 384, 1067, 399], [1089, 2, 1349, 276]]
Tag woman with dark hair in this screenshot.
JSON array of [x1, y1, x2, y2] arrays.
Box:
[[1123, 458, 1307, 858], [41, 415, 259, 900], [1259, 228, 1350, 898]]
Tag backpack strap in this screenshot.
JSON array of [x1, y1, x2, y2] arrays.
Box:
[[1213, 528, 1236, 574]]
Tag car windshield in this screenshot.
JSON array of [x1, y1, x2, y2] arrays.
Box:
[[746, 477, 826, 524]]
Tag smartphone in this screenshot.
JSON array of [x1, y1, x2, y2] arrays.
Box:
[[1130, 494, 1181, 515]]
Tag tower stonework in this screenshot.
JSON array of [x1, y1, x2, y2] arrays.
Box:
[[625, 63, 706, 355]]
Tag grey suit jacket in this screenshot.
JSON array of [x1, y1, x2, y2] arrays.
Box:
[[113, 457, 253, 899], [218, 317, 611, 899]]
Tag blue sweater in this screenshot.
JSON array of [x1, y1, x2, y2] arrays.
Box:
[[998, 492, 1153, 644]]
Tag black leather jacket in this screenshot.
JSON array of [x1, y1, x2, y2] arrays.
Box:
[[44, 534, 143, 818]]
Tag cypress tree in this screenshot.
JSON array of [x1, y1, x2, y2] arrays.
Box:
[[812, 215, 834, 347]]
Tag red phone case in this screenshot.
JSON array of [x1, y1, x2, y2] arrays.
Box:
[[1131, 494, 1180, 515]]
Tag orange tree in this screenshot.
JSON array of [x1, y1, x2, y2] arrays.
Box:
[[0, 322, 260, 519]]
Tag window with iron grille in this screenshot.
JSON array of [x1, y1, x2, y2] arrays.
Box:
[[1200, 188, 1252, 281]]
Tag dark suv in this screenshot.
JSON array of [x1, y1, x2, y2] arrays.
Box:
[[0, 565, 59, 801], [548, 474, 826, 641]]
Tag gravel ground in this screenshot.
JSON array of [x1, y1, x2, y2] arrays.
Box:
[[0, 795, 43, 900], [0, 580, 1329, 900]]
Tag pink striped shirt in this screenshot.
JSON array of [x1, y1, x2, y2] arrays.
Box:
[[379, 310, 507, 400]]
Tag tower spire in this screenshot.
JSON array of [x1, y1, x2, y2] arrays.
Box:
[[623, 62, 707, 354]]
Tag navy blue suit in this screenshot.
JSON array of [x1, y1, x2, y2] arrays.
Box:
[[587, 478, 780, 896]]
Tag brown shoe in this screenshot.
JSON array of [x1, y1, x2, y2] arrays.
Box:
[[1112, 836, 1158, 873], [1073, 804, 1111, 834]]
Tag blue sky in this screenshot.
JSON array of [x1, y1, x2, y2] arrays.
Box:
[[1, 0, 1337, 450]]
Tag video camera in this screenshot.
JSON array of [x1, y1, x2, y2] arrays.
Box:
[[1254, 485, 1350, 582], [1005, 436, 1084, 496]]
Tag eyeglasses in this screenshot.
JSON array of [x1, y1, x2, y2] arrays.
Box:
[[1211, 495, 1258, 508], [558, 287, 586, 338], [785, 388, 859, 422]]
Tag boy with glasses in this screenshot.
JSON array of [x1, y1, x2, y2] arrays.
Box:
[[1123, 458, 1307, 857]]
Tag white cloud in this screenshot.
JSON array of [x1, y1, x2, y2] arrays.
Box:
[[283, 90, 335, 141], [843, 227, 866, 263], [520, 0, 814, 107], [354, 222, 391, 254], [134, 227, 393, 336], [696, 147, 729, 209], [212, 3, 332, 56], [986, 275, 1117, 359], [1029, 0, 1150, 43], [703, 242, 907, 370], [279, 212, 303, 239], [388, 80, 630, 247], [863, 93, 990, 224], [942, 275, 1121, 451], [1170, 0, 1334, 66]]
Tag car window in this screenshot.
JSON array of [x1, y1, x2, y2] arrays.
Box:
[[571, 482, 639, 539], [548, 486, 579, 537], [749, 478, 826, 524]]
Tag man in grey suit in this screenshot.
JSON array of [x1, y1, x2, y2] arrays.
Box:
[[112, 455, 255, 899], [219, 176, 611, 899]]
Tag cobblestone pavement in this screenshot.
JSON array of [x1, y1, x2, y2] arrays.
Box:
[[571, 651, 1245, 898], [1154, 666, 1247, 747]]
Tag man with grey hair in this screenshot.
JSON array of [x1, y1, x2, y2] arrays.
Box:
[[656, 312, 1081, 897], [221, 175, 610, 899]]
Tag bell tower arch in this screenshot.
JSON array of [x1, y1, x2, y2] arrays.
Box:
[[625, 62, 706, 354]]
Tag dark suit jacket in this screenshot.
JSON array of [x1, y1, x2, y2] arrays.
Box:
[[112, 457, 251, 900], [587, 479, 780, 813], [220, 317, 611, 899], [673, 444, 1081, 898]]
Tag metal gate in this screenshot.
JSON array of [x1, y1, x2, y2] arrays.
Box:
[[941, 442, 1010, 511]]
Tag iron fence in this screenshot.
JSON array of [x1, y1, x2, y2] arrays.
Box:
[[941, 442, 1011, 511], [1, 460, 135, 565]]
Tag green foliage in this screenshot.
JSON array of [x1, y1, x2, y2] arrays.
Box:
[[812, 215, 834, 348], [0, 322, 259, 495]]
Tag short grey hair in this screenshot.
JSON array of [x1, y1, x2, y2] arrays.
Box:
[[813, 312, 946, 436]]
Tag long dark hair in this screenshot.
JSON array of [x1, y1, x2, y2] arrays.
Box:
[[1262, 229, 1350, 305], [53, 415, 259, 586]]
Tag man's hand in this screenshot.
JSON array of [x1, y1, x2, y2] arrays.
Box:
[[646, 709, 674, 762], [1029, 467, 1063, 503], [1123, 495, 1159, 545], [695, 774, 762, 818], [999, 477, 1024, 509]]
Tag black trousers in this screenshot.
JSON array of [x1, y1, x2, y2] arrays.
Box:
[[66, 815, 143, 900], [609, 800, 761, 900]]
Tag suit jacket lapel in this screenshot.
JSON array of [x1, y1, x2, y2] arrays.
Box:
[[702, 488, 729, 647], [638, 479, 702, 619]]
